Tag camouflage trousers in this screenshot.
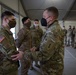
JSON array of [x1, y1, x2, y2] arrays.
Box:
[[20, 58, 31, 75], [30, 51, 39, 67], [0, 59, 18, 75], [40, 60, 64, 75]]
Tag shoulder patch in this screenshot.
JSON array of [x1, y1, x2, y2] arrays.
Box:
[[0, 36, 5, 43]]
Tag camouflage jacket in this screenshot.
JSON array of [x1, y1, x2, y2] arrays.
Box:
[[0, 26, 18, 70], [16, 26, 32, 52], [31, 26, 43, 48], [38, 20, 64, 64]]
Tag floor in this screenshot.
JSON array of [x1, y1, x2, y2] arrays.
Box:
[[63, 47, 76, 75]]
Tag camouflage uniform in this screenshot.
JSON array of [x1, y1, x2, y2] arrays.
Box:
[[24, 20, 64, 75], [31, 26, 43, 48], [63, 29, 67, 45], [66, 28, 72, 46], [16, 26, 32, 75], [73, 29, 76, 48], [31, 26, 43, 67], [38, 20, 64, 75], [0, 26, 18, 75]]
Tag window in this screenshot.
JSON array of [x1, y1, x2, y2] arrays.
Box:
[[10, 28, 15, 38]]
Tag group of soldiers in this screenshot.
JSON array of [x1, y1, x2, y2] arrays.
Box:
[[63, 25, 76, 48], [0, 6, 64, 75], [16, 17, 43, 75]]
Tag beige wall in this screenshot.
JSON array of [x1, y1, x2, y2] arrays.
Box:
[[0, 0, 26, 16], [15, 16, 20, 38], [19, 1, 26, 17], [20, 16, 23, 29]]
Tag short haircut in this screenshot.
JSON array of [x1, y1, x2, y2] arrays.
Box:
[[45, 6, 59, 19], [63, 26, 65, 27], [22, 17, 29, 24], [1, 11, 14, 20], [69, 25, 71, 27], [34, 19, 39, 21]]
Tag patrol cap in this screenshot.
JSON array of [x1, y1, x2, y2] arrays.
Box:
[[22, 17, 29, 24]]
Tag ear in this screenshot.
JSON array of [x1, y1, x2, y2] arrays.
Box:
[[5, 17, 9, 23], [50, 16, 54, 20], [3, 16, 7, 21]]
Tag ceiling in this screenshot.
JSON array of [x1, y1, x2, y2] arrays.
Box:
[[21, 0, 76, 20]]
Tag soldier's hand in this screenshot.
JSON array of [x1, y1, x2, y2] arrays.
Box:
[[30, 46, 37, 52], [11, 51, 24, 60]]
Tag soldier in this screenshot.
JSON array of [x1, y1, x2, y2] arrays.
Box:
[[15, 17, 32, 75], [0, 11, 19, 75], [39, 7, 64, 75], [30, 19, 43, 69], [63, 26, 67, 46], [74, 28, 76, 48], [71, 26, 76, 47], [66, 25, 72, 46]]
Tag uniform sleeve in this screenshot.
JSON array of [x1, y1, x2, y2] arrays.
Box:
[[38, 32, 56, 61], [0, 33, 11, 50], [39, 29, 64, 61], [0, 34, 12, 54], [0, 35, 6, 60], [16, 29, 25, 48], [0, 33, 19, 61]]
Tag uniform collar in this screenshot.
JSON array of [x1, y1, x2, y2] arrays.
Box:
[[48, 20, 58, 28], [46, 20, 59, 32], [23, 25, 30, 30], [1, 26, 13, 35]]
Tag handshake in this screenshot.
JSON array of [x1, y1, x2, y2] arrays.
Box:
[[30, 46, 37, 51]]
